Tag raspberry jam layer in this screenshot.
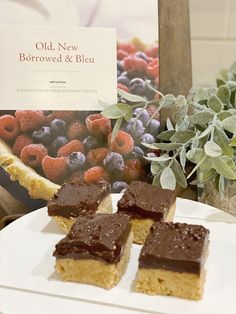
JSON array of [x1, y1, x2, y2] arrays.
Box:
[[53, 213, 131, 263], [139, 222, 210, 274], [117, 181, 176, 220], [48, 181, 110, 218]]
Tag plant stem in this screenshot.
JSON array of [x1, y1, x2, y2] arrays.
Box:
[[187, 155, 207, 179]]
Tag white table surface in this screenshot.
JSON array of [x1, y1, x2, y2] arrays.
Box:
[[1, 198, 236, 314]]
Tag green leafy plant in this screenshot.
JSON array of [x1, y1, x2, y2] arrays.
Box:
[[102, 62, 236, 191]]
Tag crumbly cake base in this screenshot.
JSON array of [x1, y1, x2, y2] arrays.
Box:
[[52, 194, 113, 233], [131, 201, 176, 244], [134, 267, 206, 300], [55, 231, 133, 289]]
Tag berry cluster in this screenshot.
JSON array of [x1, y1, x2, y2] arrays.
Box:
[[116, 42, 159, 99], [0, 108, 160, 190]]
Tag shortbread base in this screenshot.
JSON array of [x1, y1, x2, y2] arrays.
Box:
[[135, 267, 206, 300], [131, 201, 176, 244], [52, 193, 112, 233], [55, 231, 133, 289]]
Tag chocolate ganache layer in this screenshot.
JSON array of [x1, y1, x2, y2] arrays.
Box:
[[48, 181, 111, 218], [54, 213, 131, 263], [117, 181, 176, 220], [139, 222, 209, 274]]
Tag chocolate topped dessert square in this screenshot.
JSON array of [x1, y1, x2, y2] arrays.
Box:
[[117, 181, 176, 244], [48, 181, 112, 233], [135, 222, 210, 300], [54, 213, 133, 289]]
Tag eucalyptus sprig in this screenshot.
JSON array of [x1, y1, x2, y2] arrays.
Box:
[[101, 63, 236, 192]]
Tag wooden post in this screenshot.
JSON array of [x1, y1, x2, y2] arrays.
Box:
[[158, 0, 197, 200], [158, 0, 192, 127]]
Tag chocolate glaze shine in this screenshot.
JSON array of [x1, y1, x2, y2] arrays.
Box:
[[139, 222, 209, 274], [117, 181, 176, 220], [54, 213, 131, 263], [48, 181, 110, 218]]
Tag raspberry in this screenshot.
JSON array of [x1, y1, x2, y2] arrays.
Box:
[[85, 114, 111, 138], [20, 144, 48, 168], [87, 148, 110, 166], [146, 58, 159, 79], [12, 134, 33, 156], [15, 110, 45, 132], [117, 83, 130, 93], [51, 111, 76, 122], [123, 159, 145, 183], [123, 56, 147, 74], [44, 113, 55, 125], [117, 49, 128, 60], [146, 104, 160, 120], [0, 115, 20, 141], [145, 45, 158, 58], [117, 43, 136, 54], [42, 155, 67, 183], [108, 131, 134, 155], [57, 140, 84, 157], [84, 166, 109, 184], [67, 121, 87, 140]]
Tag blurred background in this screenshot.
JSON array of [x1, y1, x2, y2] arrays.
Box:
[[1, 0, 236, 87]]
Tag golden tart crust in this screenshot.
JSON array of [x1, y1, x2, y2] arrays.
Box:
[[0, 139, 60, 201]]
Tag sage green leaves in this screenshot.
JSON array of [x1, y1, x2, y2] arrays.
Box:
[[100, 63, 236, 191], [145, 63, 236, 190]]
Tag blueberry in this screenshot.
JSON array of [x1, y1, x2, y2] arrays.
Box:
[[135, 51, 149, 62], [117, 61, 124, 73], [50, 119, 66, 136], [32, 127, 51, 145], [129, 78, 146, 95], [140, 133, 155, 144], [128, 146, 144, 159], [52, 136, 68, 151], [133, 108, 150, 126], [67, 152, 86, 172], [117, 69, 121, 77], [146, 152, 156, 158], [122, 118, 144, 140], [83, 136, 99, 152], [111, 181, 128, 193], [117, 75, 130, 87], [103, 152, 125, 173], [145, 119, 160, 137]]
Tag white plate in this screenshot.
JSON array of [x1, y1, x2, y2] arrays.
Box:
[[0, 195, 236, 314]]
